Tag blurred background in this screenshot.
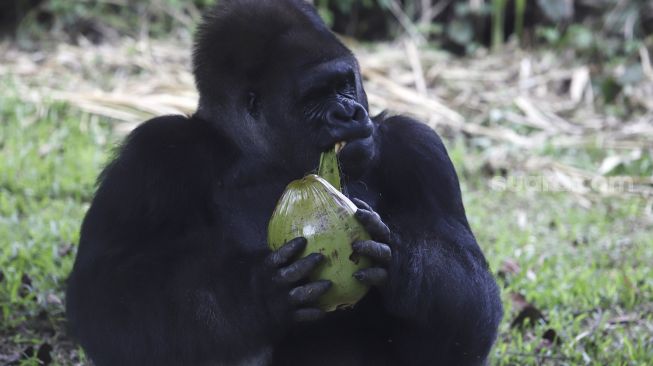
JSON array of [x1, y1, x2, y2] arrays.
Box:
[[1, 0, 652, 365]]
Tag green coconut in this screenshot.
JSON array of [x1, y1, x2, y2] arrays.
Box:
[[267, 148, 371, 311]]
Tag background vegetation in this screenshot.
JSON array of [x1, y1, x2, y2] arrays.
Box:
[[1, 0, 652, 365]]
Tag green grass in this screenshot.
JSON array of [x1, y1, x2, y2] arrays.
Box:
[[0, 85, 113, 365], [470, 190, 653, 365], [1, 83, 652, 365]]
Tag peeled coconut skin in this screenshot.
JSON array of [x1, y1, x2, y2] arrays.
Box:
[[317, 147, 342, 191], [267, 174, 371, 312]]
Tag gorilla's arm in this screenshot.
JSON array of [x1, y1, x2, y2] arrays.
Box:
[[66, 116, 326, 366], [372, 116, 503, 365], [66, 116, 274, 365]]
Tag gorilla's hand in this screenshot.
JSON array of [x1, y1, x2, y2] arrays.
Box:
[[351, 198, 392, 287], [264, 237, 332, 322]]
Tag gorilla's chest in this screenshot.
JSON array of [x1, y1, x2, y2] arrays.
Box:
[[212, 172, 289, 252], [212, 165, 381, 254]]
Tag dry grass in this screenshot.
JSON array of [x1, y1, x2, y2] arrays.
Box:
[[2, 36, 652, 198]]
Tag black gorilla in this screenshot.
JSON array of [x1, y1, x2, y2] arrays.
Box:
[[66, 0, 502, 365]]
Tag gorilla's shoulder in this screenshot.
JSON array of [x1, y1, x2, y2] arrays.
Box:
[[101, 115, 229, 188], [376, 114, 463, 214], [94, 115, 225, 224], [119, 115, 230, 159], [378, 115, 448, 156], [125, 115, 207, 149]]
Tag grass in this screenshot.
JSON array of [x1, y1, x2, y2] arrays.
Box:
[[470, 190, 653, 365], [0, 84, 113, 365], [1, 79, 652, 365]]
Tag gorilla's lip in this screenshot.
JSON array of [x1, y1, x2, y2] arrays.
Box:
[[319, 119, 373, 151]]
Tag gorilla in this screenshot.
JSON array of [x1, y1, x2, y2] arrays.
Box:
[[65, 0, 502, 365]]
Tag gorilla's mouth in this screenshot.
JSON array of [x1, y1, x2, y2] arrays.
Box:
[[320, 117, 373, 153]]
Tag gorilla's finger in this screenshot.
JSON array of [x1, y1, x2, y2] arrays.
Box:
[[351, 198, 373, 211], [289, 280, 332, 306], [352, 240, 392, 265], [355, 209, 391, 243], [293, 308, 325, 322], [276, 253, 324, 284], [266, 237, 307, 267], [353, 268, 388, 287]]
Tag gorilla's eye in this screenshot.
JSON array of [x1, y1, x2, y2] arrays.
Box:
[[335, 78, 352, 91], [335, 75, 356, 98], [246, 92, 260, 117]]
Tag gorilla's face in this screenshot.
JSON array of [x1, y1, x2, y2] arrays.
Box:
[[254, 54, 375, 176], [193, 0, 377, 177]]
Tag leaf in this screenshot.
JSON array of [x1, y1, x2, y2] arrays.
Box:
[[598, 155, 624, 175], [608, 314, 639, 325], [536, 0, 574, 22], [511, 305, 546, 329], [57, 242, 74, 257], [46, 293, 63, 306], [510, 292, 546, 329], [566, 25, 594, 51], [618, 64, 644, 86], [19, 274, 33, 298], [18, 343, 52, 366], [446, 19, 474, 46], [36, 343, 53, 365], [542, 328, 561, 345], [600, 76, 622, 103], [498, 259, 521, 282], [570, 66, 591, 103]]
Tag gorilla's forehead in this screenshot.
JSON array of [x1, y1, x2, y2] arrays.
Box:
[[273, 31, 351, 70], [193, 0, 353, 94]]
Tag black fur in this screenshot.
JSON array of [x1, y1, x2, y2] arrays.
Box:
[[66, 1, 502, 365]]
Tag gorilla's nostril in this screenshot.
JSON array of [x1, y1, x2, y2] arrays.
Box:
[[353, 105, 368, 122], [330, 108, 349, 122], [328, 102, 367, 124], [327, 106, 351, 124]]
